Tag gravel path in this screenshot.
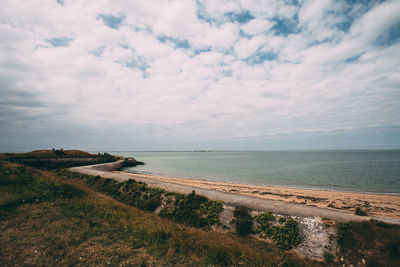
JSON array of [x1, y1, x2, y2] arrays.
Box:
[[71, 161, 382, 222]]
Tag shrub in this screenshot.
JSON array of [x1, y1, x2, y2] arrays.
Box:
[[233, 206, 253, 237], [160, 191, 212, 227], [271, 219, 301, 250], [200, 200, 223, 226], [355, 207, 368, 216], [323, 251, 334, 262], [256, 211, 275, 235]]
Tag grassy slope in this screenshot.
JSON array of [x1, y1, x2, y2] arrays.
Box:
[[2, 158, 400, 266], [0, 161, 316, 266], [337, 220, 400, 267], [3, 150, 95, 159], [2, 150, 118, 170]]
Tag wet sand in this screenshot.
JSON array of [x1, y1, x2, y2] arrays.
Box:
[[71, 161, 400, 223]]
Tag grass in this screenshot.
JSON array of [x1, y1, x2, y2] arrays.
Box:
[[57, 169, 223, 228], [4, 149, 100, 159], [1, 160, 319, 266], [337, 220, 400, 267], [0, 162, 85, 219], [3, 150, 119, 169]]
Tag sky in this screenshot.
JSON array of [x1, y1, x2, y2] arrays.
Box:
[[0, 0, 400, 152]]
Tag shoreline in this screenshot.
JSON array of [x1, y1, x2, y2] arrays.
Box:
[[127, 170, 400, 196], [120, 170, 400, 221], [70, 160, 400, 222]]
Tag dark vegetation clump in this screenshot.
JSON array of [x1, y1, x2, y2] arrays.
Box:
[[323, 251, 334, 262], [271, 219, 301, 249], [57, 170, 223, 228], [159, 190, 223, 227], [354, 207, 368, 216], [5, 150, 118, 169], [337, 220, 400, 267], [256, 212, 301, 249], [120, 157, 145, 168], [256, 211, 275, 235], [233, 206, 253, 237]]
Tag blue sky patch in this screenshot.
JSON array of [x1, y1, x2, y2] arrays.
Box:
[[126, 55, 150, 73], [46, 37, 72, 47], [98, 14, 125, 29], [244, 51, 277, 65], [89, 46, 105, 57], [158, 36, 191, 49], [195, 0, 220, 25], [376, 21, 400, 46], [193, 47, 212, 56], [221, 69, 232, 77], [226, 11, 254, 24], [239, 29, 252, 39], [56, 0, 64, 6], [345, 52, 365, 63], [271, 18, 299, 36]]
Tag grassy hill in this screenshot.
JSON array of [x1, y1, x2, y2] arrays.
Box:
[[2, 149, 120, 169], [3, 149, 96, 159], [0, 160, 316, 266]]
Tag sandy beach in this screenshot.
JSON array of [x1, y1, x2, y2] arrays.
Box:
[[121, 171, 400, 220], [71, 160, 400, 222]]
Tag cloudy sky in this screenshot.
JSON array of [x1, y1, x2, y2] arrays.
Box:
[[1, 0, 399, 151]]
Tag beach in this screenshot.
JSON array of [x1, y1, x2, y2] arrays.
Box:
[[120, 171, 400, 221], [71, 161, 400, 222]]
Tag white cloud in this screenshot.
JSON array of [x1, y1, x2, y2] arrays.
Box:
[[0, 0, 399, 150], [350, 0, 400, 43], [241, 19, 275, 35]]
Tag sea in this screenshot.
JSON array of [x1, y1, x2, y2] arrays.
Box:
[[109, 151, 400, 195]]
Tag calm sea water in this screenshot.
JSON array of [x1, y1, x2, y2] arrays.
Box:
[[111, 151, 400, 194]]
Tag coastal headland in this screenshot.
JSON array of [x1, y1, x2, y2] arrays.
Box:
[[3, 151, 400, 265]]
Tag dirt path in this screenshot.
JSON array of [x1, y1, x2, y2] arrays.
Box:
[[70, 161, 399, 223]]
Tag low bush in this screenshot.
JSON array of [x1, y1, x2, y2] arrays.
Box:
[[323, 251, 334, 262], [271, 219, 301, 249], [233, 206, 253, 237], [200, 200, 224, 226], [354, 207, 368, 216], [256, 211, 301, 250], [256, 211, 275, 235], [160, 190, 221, 227]]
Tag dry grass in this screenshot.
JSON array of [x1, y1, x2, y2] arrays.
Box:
[[0, 161, 318, 266], [337, 220, 400, 267]]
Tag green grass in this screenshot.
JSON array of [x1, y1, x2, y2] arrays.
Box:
[[57, 169, 224, 228], [0, 162, 84, 219], [0, 160, 318, 266], [3, 150, 118, 169]]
